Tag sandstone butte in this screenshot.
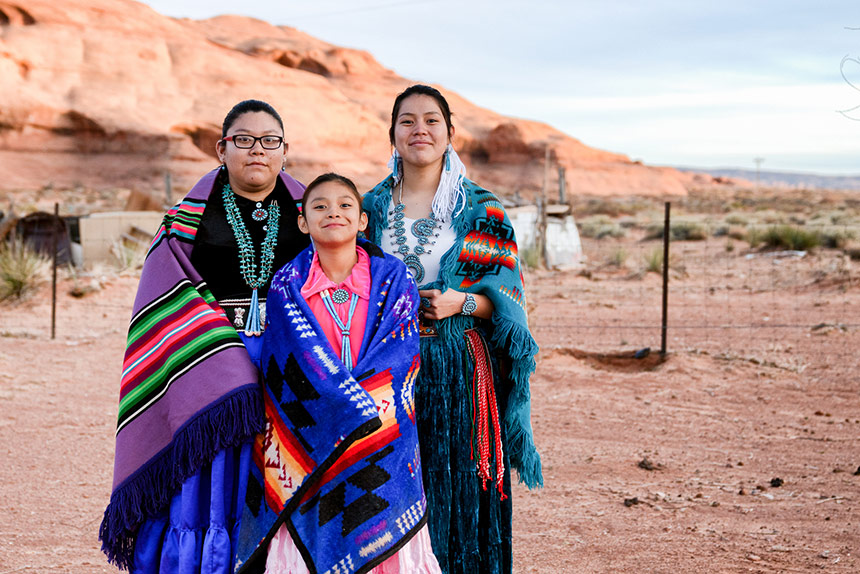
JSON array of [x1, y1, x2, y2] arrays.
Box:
[[0, 0, 720, 201]]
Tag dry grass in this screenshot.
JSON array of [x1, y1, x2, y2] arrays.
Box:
[[0, 239, 49, 301]]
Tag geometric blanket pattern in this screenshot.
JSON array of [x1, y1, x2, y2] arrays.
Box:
[[236, 241, 426, 574]]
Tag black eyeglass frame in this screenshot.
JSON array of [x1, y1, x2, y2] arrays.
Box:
[[222, 135, 285, 150]]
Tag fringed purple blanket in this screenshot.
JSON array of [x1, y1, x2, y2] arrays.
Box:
[[99, 169, 304, 569]]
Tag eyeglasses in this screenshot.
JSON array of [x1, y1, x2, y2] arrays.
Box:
[[222, 135, 284, 150]]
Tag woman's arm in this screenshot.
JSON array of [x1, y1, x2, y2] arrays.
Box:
[[417, 288, 494, 320]]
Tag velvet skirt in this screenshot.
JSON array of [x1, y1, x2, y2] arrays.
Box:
[[416, 327, 513, 574], [131, 334, 263, 574]]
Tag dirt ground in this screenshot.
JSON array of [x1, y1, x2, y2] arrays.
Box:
[[1, 225, 859, 573]]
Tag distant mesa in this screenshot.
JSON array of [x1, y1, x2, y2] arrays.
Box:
[[676, 167, 860, 191], [0, 0, 729, 199]]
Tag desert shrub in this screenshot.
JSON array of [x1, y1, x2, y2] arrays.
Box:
[[760, 225, 820, 251], [606, 247, 628, 268], [575, 197, 656, 218], [642, 247, 664, 273], [745, 226, 763, 247], [809, 210, 856, 226], [110, 239, 146, 272], [847, 247, 860, 261], [642, 223, 664, 240], [0, 239, 49, 300], [575, 199, 626, 218], [724, 213, 748, 226], [673, 222, 708, 241], [579, 215, 626, 239], [755, 210, 788, 225], [817, 228, 856, 249], [727, 226, 748, 241], [712, 224, 729, 237], [643, 221, 708, 241], [618, 216, 638, 229], [519, 244, 541, 269]]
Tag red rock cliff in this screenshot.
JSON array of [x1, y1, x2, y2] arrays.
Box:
[[0, 0, 695, 199]]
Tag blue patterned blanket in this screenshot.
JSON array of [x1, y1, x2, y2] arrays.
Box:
[[236, 241, 427, 574]]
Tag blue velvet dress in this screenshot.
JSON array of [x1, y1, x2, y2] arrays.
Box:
[[416, 320, 513, 574], [132, 335, 261, 574]]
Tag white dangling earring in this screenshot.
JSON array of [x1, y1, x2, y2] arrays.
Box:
[[388, 148, 402, 181]]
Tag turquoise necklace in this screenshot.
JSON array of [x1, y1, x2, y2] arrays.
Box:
[[222, 182, 280, 336], [320, 288, 360, 371]]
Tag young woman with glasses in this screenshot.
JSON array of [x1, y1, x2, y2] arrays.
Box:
[[100, 100, 310, 573]]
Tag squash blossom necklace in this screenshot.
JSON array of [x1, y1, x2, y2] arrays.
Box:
[[222, 182, 280, 336], [388, 178, 441, 284]]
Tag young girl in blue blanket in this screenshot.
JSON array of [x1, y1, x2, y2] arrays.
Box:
[[235, 173, 441, 574]]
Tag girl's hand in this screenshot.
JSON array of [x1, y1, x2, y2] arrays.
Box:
[[418, 288, 494, 320]]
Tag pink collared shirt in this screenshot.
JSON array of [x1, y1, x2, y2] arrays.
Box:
[[300, 246, 371, 368]]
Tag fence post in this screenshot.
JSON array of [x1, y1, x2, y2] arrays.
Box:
[[51, 202, 58, 340], [539, 144, 551, 268], [558, 166, 567, 204], [660, 202, 670, 356]]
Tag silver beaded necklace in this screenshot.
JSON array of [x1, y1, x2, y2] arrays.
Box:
[[387, 179, 441, 284]]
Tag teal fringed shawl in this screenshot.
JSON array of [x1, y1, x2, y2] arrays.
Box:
[[363, 176, 542, 489]]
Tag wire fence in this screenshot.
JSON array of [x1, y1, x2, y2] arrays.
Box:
[[2, 204, 858, 381], [530, 211, 859, 380]]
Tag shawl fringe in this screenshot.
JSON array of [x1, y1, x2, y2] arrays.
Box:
[[99, 386, 264, 570], [490, 315, 542, 489]]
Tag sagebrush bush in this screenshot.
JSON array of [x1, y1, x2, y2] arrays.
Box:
[[809, 210, 856, 226], [745, 226, 764, 247], [724, 213, 748, 226], [579, 216, 627, 239], [643, 221, 708, 241], [607, 247, 628, 268], [818, 228, 856, 249], [673, 221, 708, 241], [760, 225, 820, 251], [642, 247, 664, 273], [520, 244, 541, 269], [727, 226, 748, 241], [574, 197, 656, 218], [110, 240, 146, 273], [0, 240, 49, 300]]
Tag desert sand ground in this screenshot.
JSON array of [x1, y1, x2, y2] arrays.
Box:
[[1, 189, 858, 573]]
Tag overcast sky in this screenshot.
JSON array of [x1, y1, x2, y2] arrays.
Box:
[[141, 0, 860, 175]]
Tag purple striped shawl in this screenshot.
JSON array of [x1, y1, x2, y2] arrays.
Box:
[[99, 169, 305, 570]]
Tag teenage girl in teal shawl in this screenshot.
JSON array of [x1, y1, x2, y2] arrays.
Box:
[[363, 85, 542, 574]]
